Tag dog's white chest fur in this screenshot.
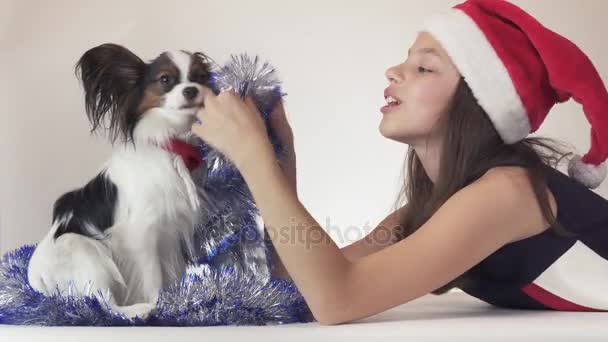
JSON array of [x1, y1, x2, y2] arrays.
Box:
[[28, 143, 202, 314], [104, 145, 200, 302]]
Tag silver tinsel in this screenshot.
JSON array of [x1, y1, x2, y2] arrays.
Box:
[[0, 53, 313, 326]]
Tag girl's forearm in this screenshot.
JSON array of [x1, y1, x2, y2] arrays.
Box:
[[239, 147, 351, 315], [280, 143, 298, 196], [270, 145, 297, 279]]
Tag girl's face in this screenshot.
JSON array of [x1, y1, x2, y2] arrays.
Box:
[[380, 32, 461, 146]]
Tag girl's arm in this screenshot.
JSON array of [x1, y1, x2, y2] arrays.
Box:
[[240, 156, 542, 325], [341, 205, 408, 262], [271, 205, 408, 279]]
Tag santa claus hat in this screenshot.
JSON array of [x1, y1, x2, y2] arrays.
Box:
[[421, 0, 608, 189]]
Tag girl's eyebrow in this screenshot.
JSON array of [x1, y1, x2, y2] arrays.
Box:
[[407, 47, 443, 60]]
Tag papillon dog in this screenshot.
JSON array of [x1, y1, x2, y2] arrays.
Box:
[[27, 43, 213, 319]]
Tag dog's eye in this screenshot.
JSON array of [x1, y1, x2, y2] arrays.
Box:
[[159, 75, 171, 84]]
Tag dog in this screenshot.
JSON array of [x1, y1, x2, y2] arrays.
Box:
[[27, 43, 213, 319]]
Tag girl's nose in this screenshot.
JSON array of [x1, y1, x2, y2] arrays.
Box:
[[385, 65, 403, 84]]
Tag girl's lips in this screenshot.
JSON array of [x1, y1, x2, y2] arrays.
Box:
[[381, 102, 401, 114], [383, 88, 402, 114]]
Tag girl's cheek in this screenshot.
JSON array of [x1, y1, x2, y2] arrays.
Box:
[[413, 79, 453, 109]]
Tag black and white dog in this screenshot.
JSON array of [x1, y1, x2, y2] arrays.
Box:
[[27, 44, 213, 319]]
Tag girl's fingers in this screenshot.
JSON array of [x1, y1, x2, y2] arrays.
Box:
[[200, 87, 216, 106], [268, 101, 292, 132], [195, 105, 206, 123], [244, 96, 258, 112], [220, 85, 233, 92], [191, 118, 206, 138], [270, 101, 289, 123]]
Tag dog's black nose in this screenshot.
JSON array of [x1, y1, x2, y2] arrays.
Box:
[[183, 87, 199, 101]]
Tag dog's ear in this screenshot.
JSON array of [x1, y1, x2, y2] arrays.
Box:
[[75, 43, 146, 143], [190, 51, 213, 84], [191, 52, 212, 68]]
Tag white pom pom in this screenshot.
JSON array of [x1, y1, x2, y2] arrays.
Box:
[[567, 155, 607, 189]]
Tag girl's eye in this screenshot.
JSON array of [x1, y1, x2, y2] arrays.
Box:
[[418, 66, 432, 73]]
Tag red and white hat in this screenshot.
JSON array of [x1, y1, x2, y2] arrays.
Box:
[[421, 0, 608, 189]]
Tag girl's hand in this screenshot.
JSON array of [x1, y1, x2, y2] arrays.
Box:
[[191, 87, 273, 171], [268, 101, 297, 194], [268, 101, 294, 152]]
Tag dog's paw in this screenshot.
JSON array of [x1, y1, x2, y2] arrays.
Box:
[[113, 302, 155, 320]]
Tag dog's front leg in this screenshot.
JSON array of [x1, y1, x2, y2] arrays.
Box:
[[126, 241, 164, 306], [139, 254, 164, 305], [173, 155, 200, 211]]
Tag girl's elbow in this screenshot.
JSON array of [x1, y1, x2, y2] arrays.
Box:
[[315, 312, 349, 326], [311, 297, 355, 326]]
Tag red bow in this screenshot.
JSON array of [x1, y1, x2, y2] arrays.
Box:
[[162, 139, 204, 171]]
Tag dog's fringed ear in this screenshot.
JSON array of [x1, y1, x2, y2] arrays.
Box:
[[190, 51, 214, 84], [75, 43, 145, 143]]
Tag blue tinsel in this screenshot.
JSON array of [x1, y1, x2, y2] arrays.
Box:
[[0, 53, 314, 326]]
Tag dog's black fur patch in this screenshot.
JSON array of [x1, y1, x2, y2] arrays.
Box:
[[52, 171, 118, 240]]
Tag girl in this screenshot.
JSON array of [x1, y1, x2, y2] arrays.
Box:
[[192, 0, 608, 325]]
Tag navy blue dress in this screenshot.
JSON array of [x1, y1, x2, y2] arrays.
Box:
[[460, 165, 608, 311]]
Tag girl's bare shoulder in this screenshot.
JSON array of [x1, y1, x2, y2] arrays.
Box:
[[477, 165, 557, 242]]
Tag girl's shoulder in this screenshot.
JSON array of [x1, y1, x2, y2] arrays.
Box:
[[479, 163, 608, 241], [475, 165, 558, 243], [481, 164, 540, 182]]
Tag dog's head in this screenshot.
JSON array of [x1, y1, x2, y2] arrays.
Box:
[[75, 43, 212, 145]]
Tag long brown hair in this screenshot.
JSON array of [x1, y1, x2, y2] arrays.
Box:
[[391, 77, 575, 294]]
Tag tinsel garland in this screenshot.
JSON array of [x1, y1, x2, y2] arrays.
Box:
[[0, 54, 314, 326]]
